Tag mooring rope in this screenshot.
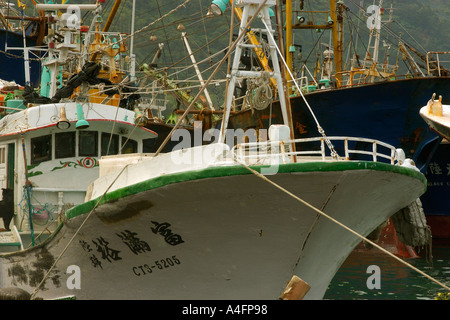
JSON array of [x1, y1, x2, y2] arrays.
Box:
[[231, 155, 450, 292]]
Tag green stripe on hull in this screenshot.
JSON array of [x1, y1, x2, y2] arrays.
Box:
[[66, 161, 426, 220]]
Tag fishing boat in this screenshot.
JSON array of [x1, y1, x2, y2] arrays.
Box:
[[0, 1, 45, 86], [0, 100, 158, 248], [0, 133, 426, 300], [419, 95, 450, 240], [0, 1, 158, 250], [420, 94, 450, 142], [0, 0, 427, 300]]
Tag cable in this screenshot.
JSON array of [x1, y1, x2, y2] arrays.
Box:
[[231, 154, 450, 292]]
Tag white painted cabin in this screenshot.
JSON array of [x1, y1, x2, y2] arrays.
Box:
[[0, 101, 157, 248]]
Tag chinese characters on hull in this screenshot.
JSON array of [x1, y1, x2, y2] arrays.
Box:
[[80, 221, 184, 270]]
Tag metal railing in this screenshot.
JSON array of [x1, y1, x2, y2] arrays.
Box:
[[426, 51, 450, 77], [233, 136, 400, 165]]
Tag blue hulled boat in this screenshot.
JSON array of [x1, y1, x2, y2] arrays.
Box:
[[0, 3, 45, 86]]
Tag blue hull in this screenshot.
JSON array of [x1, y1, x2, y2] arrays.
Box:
[[421, 142, 450, 239], [422, 142, 449, 215], [289, 77, 449, 165], [228, 76, 450, 237], [0, 29, 42, 86]]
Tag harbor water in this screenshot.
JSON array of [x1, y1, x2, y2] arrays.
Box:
[[324, 242, 450, 300]]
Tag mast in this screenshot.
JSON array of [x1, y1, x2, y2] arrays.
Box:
[[285, 0, 293, 94], [329, 0, 343, 86], [275, 0, 296, 158], [230, 0, 277, 89], [288, 0, 344, 87], [347, 1, 397, 84], [130, 0, 136, 81], [181, 32, 215, 110], [365, 1, 383, 64], [219, 0, 289, 143], [103, 0, 122, 32], [19, 1, 31, 85]]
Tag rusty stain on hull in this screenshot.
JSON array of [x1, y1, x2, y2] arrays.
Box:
[[95, 199, 154, 224]]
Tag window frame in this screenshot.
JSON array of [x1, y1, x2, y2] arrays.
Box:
[[101, 132, 119, 156], [30, 134, 52, 164], [78, 130, 99, 157]]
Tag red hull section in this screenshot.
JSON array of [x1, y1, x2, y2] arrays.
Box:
[[355, 219, 419, 259]]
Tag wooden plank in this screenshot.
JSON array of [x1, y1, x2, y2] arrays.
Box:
[[279, 275, 311, 300]]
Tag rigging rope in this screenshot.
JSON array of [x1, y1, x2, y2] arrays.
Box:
[[104, 0, 192, 55], [155, 0, 175, 70], [346, 0, 429, 56]]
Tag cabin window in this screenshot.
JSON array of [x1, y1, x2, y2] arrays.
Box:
[[143, 138, 157, 153], [79, 131, 98, 157], [31, 135, 52, 164], [55, 132, 75, 159], [122, 138, 137, 154], [101, 132, 119, 156], [0, 147, 5, 164]]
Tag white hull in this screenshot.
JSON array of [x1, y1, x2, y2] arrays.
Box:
[[0, 156, 426, 299]]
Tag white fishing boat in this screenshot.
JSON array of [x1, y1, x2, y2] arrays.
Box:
[[0, 131, 426, 300], [420, 94, 450, 141], [0, 0, 427, 300], [0, 100, 157, 247], [0, 1, 158, 250]]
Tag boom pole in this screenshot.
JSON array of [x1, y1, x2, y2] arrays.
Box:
[[103, 0, 122, 32]]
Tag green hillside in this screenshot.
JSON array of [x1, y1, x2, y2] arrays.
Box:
[[47, 0, 448, 68]]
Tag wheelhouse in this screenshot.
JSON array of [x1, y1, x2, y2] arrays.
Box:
[[0, 102, 157, 243]]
